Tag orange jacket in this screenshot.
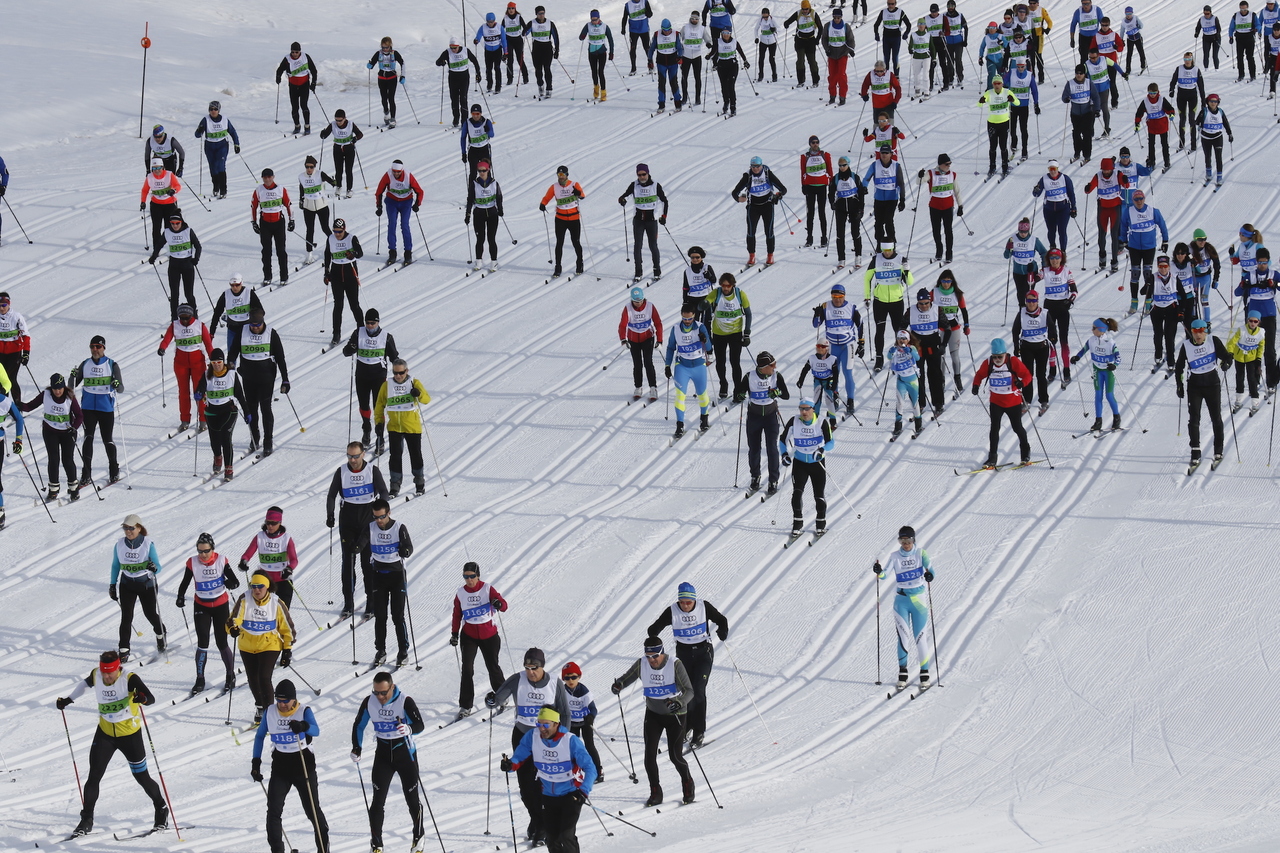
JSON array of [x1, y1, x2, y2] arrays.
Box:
[[542, 180, 585, 221]]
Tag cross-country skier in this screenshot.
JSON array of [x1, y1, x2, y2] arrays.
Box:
[[231, 309, 290, 458], [645, 582, 730, 749], [907, 18, 933, 99], [711, 26, 750, 116], [194, 101, 239, 199], [682, 246, 717, 323], [865, 242, 912, 369], [744, 350, 790, 494], [1031, 160, 1077, 256], [681, 10, 710, 102], [327, 442, 390, 619], [540, 165, 586, 277], [756, 7, 781, 82], [487, 648, 572, 844], [978, 76, 1019, 177], [325, 219, 366, 346], [158, 304, 211, 433], [250, 168, 294, 286], [436, 39, 483, 126], [560, 663, 604, 780], [874, 0, 909, 74], [343, 308, 397, 450], [1090, 17, 1125, 107], [1039, 249, 1078, 383], [374, 160, 424, 266], [461, 104, 496, 185], [731, 156, 786, 266], [783, 0, 823, 88], [451, 561, 509, 719], [1145, 254, 1189, 372], [1012, 289, 1053, 414], [707, 274, 752, 402], [873, 525, 936, 688], [1134, 83, 1176, 171], [934, 270, 971, 393], [921, 153, 963, 263], [620, 286, 663, 401], [797, 336, 842, 423], [944, 0, 971, 83], [664, 301, 714, 438], [611, 637, 696, 807], [143, 124, 185, 178], [210, 274, 263, 361], [1070, 317, 1122, 430], [106, 514, 165, 663], [580, 10, 616, 102], [1122, 6, 1147, 72], [861, 56, 904, 118], [619, 163, 668, 280], [374, 358, 430, 498], [501, 706, 595, 851], [68, 334, 124, 488], [828, 156, 867, 269], [704, 0, 737, 40], [1084, 158, 1128, 272], [978, 21, 1008, 90], [800, 136, 832, 247], [1119, 189, 1169, 314], [824, 8, 854, 105], [56, 650, 169, 838], [368, 37, 406, 128], [352, 672, 427, 851], [21, 373, 82, 501], [176, 532, 239, 695], [1070, 0, 1103, 65], [193, 348, 250, 481], [1197, 5, 1224, 67], [909, 288, 948, 414], [319, 110, 365, 197], [1235, 246, 1279, 392], [1114, 145, 1152, 205], [1062, 64, 1101, 164], [297, 155, 334, 264], [812, 283, 864, 414], [1226, 310, 1266, 414], [149, 209, 201, 321], [239, 506, 299, 609], [140, 158, 182, 258], [476, 12, 511, 94], [886, 329, 924, 436], [780, 397, 835, 534], [622, 0, 654, 73], [1084, 46, 1125, 137], [503, 3, 531, 85], [528, 7, 561, 97], [252, 679, 329, 853], [358, 499, 414, 665], [972, 337, 1033, 467], [648, 20, 684, 110], [467, 160, 504, 273], [0, 387, 24, 529], [229, 574, 296, 725], [0, 293, 28, 402], [1171, 244, 1201, 332], [275, 42, 318, 134], [1228, 0, 1260, 80], [862, 144, 905, 242], [1190, 228, 1222, 325], [1169, 52, 1206, 151], [1026, 0, 1052, 81], [1194, 93, 1232, 188], [923, 4, 954, 90], [863, 115, 907, 160], [1174, 318, 1231, 468]]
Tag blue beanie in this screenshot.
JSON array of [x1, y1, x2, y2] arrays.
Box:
[[990, 338, 1008, 355], [750, 155, 763, 166], [487, 11, 496, 22], [678, 582, 697, 600], [662, 18, 672, 28], [1248, 310, 1262, 320]]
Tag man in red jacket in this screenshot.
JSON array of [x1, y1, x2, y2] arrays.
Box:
[[1133, 82, 1176, 171], [860, 60, 903, 120], [1083, 158, 1129, 272], [449, 561, 509, 720], [158, 303, 213, 431], [619, 287, 664, 402], [800, 135, 833, 248], [972, 337, 1033, 468]]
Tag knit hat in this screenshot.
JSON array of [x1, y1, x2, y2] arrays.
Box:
[[305, 154, 317, 166], [1193, 228, 1208, 240], [990, 338, 1008, 355], [177, 303, 195, 317], [561, 661, 582, 678], [290, 41, 302, 51], [1025, 289, 1040, 300], [151, 158, 164, 170], [678, 581, 697, 600], [556, 164, 569, 175], [916, 288, 932, 301], [365, 308, 379, 323], [898, 525, 916, 539], [799, 397, 816, 409], [90, 334, 106, 347], [274, 679, 297, 701], [644, 636, 665, 655], [636, 162, 649, 174], [49, 373, 66, 390], [756, 350, 776, 367], [1248, 310, 1262, 320], [938, 153, 951, 165], [896, 329, 911, 341], [261, 167, 274, 178], [1190, 319, 1208, 329], [831, 283, 846, 294], [1100, 157, 1114, 169], [750, 156, 763, 166], [524, 647, 546, 667], [1075, 63, 1087, 74], [661, 18, 672, 28], [210, 347, 226, 362], [1119, 146, 1132, 156], [471, 103, 482, 112], [486, 12, 497, 22]]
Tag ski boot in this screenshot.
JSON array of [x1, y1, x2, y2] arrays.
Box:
[[897, 665, 909, 688], [919, 669, 930, 687], [72, 816, 93, 838], [682, 776, 696, 805], [892, 420, 903, 437], [403, 250, 413, 265], [190, 675, 206, 695], [765, 252, 775, 265], [1112, 414, 1122, 430], [699, 412, 710, 433], [746, 252, 756, 266], [388, 476, 402, 498], [156, 630, 167, 653], [414, 477, 425, 496], [672, 421, 685, 440], [1090, 417, 1103, 431], [213, 454, 223, 475], [45, 483, 60, 502], [68, 483, 81, 502], [387, 249, 398, 265], [644, 786, 664, 807], [396, 650, 410, 667], [224, 464, 234, 482]]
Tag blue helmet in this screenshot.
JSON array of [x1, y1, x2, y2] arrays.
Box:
[[630, 286, 645, 302], [750, 156, 764, 167], [677, 582, 697, 601], [990, 338, 1008, 355], [661, 17, 672, 29]]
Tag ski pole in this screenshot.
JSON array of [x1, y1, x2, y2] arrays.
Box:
[[956, 210, 975, 236], [437, 67, 445, 124], [896, 111, 918, 140], [585, 799, 656, 835], [495, 609, 516, 673], [484, 711, 494, 835], [354, 148, 369, 190], [501, 216, 518, 245], [1025, 402, 1055, 468], [21, 413, 47, 492], [615, 693, 639, 781], [419, 406, 448, 497], [733, 397, 744, 486], [194, 266, 216, 312], [309, 88, 331, 124], [1130, 307, 1145, 369], [410, 209, 434, 261], [1113, 381, 1149, 433], [904, 180, 923, 260], [287, 581, 323, 631], [287, 660, 322, 696], [402, 568, 421, 671], [1073, 213, 1088, 247], [816, 456, 857, 513], [237, 149, 260, 184], [556, 53, 576, 83], [401, 83, 421, 124], [603, 344, 628, 371], [874, 367, 892, 425], [284, 389, 306, 432], [597, 732, 638, 783], [2, 197, 32, 243], [873, 570, 882, 685], [1222, 367, 1242, 461], [274, 82, 281, 124], [224, 644, 238, 725], [410, 760, 447, 853], [579, 213, 602, 280], [1268, 379, 1277, 466], [355, 759, 371, 817], [1034, 103, 1042, 154], [687, 746, 723, 808], [621, 206, 631, 263], [503, 758, 519, 852], [542, 208, 554, 266], [926, 580, 942, 687], [138, 707, 182, 840], [664, 373, 671, 420], [609, 56, 632, 91], [141, 210, 151, 252], [1002, 255, 1013, 325], [150, 258, 169, 303], [571, 40, 585, 100], [70, 440, 103, 501], [847, 101, 868, 152], [721, 640, 778, 743], [60, 708, 83, 804], [296, 742, 328, 853]]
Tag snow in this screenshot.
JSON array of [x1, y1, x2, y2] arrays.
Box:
[[2, 0, 1279, 850]]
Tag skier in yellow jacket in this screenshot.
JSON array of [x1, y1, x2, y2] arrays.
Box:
[[227, 573, 296, 726], [374, 357, 432, 497]]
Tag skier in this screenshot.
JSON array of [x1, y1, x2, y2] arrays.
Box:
[[619, 286, 663, 402], [109, 514, 165, 662], [528, 7, 561, 98], [461, 104, 495, 185], [972, 337, 1033, 467], [1228, 0, 1260, 80], [943, 0, 970, 84], [1169, 52, 1206, 152], [1003, 217, 1048, 306], [1134, 83, 1176, 172], [68, 335, 124, 488], [779, 397, 835, 536], [297, 155, 334, 264], [451, 561, 509, 719], [55, 651, 169, 838], [707, 273, 752, 402], [503, 3, 530, 85], [886, 329, 924, 436], [681, 246, 717, 321], [648, 20, 684, 111], [230, 308, 290, 458], [149, 209, 202, 321], [475, 12, 509, 93], [1144, 255, 1187, 373], [239, 507, 300, 609], [744, 350, 789, 494], [664, 301, 714, 439], [143, 124, 185, 177], [358, 499, 414, 665], [1084, 158, 1128, 273], [1175, 318, 1232, 468], [319, 110, 365, 197], [194, 101, 240, 200], [539, 165, 586, 277], [921, 153, 963, 263], [466, 160, 504, 272], [622, 0, 654, 73], [934, 270, 971, 393], [859, 59, 903, 119], [1032, 159, 1078, 255], [800, 136, 832, 247], [872, 525, 936, 688], [829, 156, 867, 269], [824, 8, 854, 105], [251, 680, 329, 853], [343, 308, 397, 451], [909, 288, 947, 414], [352, 672, 427, 852], [1027, 0, 1053, 82], [274, 42, 318, 135], [1194, 93, 1232, 189], [250, 168, 294, 286], [158, 303, 211, 433], [645, 583, 730, 749], [977, 21, 1008, 91], [874, 0, 909, 74], [560, 663, 604, 780], [0, 292, 29, 403], [210, 275, 263, 360], [1226, 310, 1266, 414], [681, 10, 710, 103], [704, 0, 737, 40], [1005, 57, 1039, 164], [1069, 317, 1123, 430], [229, 574, 296, 725], [193, 349, 250, 481], [1091, 17, 1125, 107], [1070, 0, 1103, 65], [1231, 223, 1264, 282], [796, 337, 843, 423], [783, 0, 823, 88], [1268, 21, 1280, 95], [430, 36, 481, 124], [864, 242, 913, 369], [1061, 65, 1101, 164], [486, 648, 572, 844], [324, 219, 366, 347], [611, 637, 696, 807], [327, 441, 390, 620], [861, 144, 905, 243], [1236, 246, 1278, 392], [1195, 4, 1224, 69], [1191, 228, 1222, 325], [812, 283, 864, 414], [580, 10, 615, 102], [1119, 189, 1169, 315], [1012, 290, 1053, 415], [711, 26, 750, 116], [862, 113, 907, 159], [139, 158, 182, 258], [619, 163, 668, 280], [905, 18, 933, 101], [1084, 46, 1125, 137], [1040, 249, 1079, 384], [1122, 6, 1147, 73], [0, 387, 25, 530], [374, 358, 430, 498], [176, 532, 240, 695], [731, 156, 786, 266], [1114, 145, 1152, 205], [1171, 243, 1202, 330], [368, 38, 406, 128], [756, 7, 781, 82], [501, 707, 596, 851], [20, 373, 81, 501], [924, 4, 954, 91], [374, 160, 424, 266]]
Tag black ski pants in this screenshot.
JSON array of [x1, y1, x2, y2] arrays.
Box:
[[81, 729, 164, 822], [930, 207, 954, 260], [117, 574, 164, 651], [239, 363, 276, 452], [532, 41, 554, 89], [369, 739, 423, 847], [447, 71, 471, 124], [629, 337, 657, 388], [628, 32, 651, 72], [43, 424, 77, 488], [258, 218, 288, 282], [204, 403, 237, 466], [333, 144, 356, 193], [803, 185, 828, 241], [553, 218, 583, 268], [834, 203, 864, 261], [355, 362, 385, 427], [167, 259, 196, 322], [717, 60, 740, 112], [377, 76, 398, 118], [711, 331, 744, 396], [302, 206, 331, 253], [795, 39, 821, 84], [1018, 340, 1051, 406], [789, 459, 827, 529], [339, 501, 375, 612], [1186, 376, 1224, 456], [241, 648, 279, 710], [506, 36, 529, 82], [541, 792, 584, 853], [642, 710, 691, 789], [266, 750, 329, 853], [633, 214, 659, 276], [872, 198, 897, 243], [988, 401, 1030, 462], [1149, 304, 1180, 366], [473, 207, 500, 260], [674, 640, 715, 738], [370, 565, 409, 656], [512, 726, 542, 835], [871, 299, 906, 368], [745, 203, 776, 254], [329, 264, 363, 340], [193, 600, 234, 676], [458, 632, 503, 709], [746, 406, 782, 485], [287, 82, 311, 127], [387, 431, 423, 486], [918, 335, 946, 411], [80, 410, 119, 480]]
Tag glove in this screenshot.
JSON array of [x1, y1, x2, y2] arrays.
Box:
[[924, 569, 935, 582], [622, 340, 631, 349], [396, 723, 412, 737], [147, 255, 157, 265], [771, 195, 781, 205], [1229, 135, 1234, 143], [57, 697, 73, 710], [1021, 402, 1030, 414], [464, 213, 471, 225], [399, 75, 406, 84], [252, 222, 261, 234], [538, 203, 547, 212], [0, 185, 5, 197], [861, 94, 870, 102], [1106, 363, 1116, 371], [350, 749, 362, 762], [279, 381, 291, 394], [175, 594, 185, 608], [309, 83, 316, 93], [611, 680, 623, 695], [570, 790, 588, 806], [237, 559, 251, 573], [157, 347, 166, 358], [500, 756, 514, 772], [224, 571, 240, 590], [717, 625, 729, 641], [609, 53, 614, 61], [573, 188, 583, 199], [280, 568, 292, 582], [280, 648, 292, 667], [781, 453, 792, 467], [288, 719, 310, 733], [1034, 104, 1041, 115], [11, 437, 21, 454], [664, 364, 673, 378], [497, 207, 504, 218], [742, 333, 751, 346], [554, 49, 559, 59], [970, 385, 979, 396], [1176, 383, 1185, 399], [326, 515, 335, 528], [1212, 280, 1219, 290], [1070, 209, 1077, 219], [1133, 125, 1140, 134], [412, 202, 420, 212], [754, 37, 760, 43], [659, 214, 667, 226], [1070, 355, 1080, 364], [176, 167, 183, 178], [227, 619, 241, 637], [872, 560, 882, 575], [857, 339, 865, 357], [234, 145, 241, 154], [917, 168, 926, 179], [449, 632, 459, 647], [897, 199, 905, 212], [862, 127, 869, 137], [476, 73, 482, 84], [957, 205, 964, 217], [1160, 241, 1168, 253], [192, 390, 203, 401], [287, 219, 295, 232], [484, 691, 498, 708], [109, 583, 118, 602], [665, 699, 682, 713], [251, 758, 263, 783], [407, 385, 421, 399], [243, 411, 253, 425], [140, 202, 146, 212], [648, 62, 655, 70], [376, 206, 383, 217], [493, 598, 507, 612], [744, 60, 750, 69], [813, 305, 825, 320]]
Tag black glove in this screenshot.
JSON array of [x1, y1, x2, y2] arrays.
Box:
[[813, 305, 825, 320], [1070, 355, 1080, 364], [280, 568, 292, 581], [744, 60, 750, 69], [856, 339, 866, 358], [570, 789, 588, 805], [176, 167, 184, 178], [147, 255, 157, 265], [611, 680, 623, 695], [781, 453, 792, 467], [238, 559, 250, 572], [251, 758, 263, 783], [872, 560, 882, 575], [897, 199, 906, 212], [279, 380, 291, 394], [500, 756, 514, 772], [109, 583, 118, 602], [287, 219, 295, 232], [538, 203, 547, 212], [664, 364, 672, 378], [288, 719, 309, 733], [659, 214, 667, 226], [924, 569, 935, 582], [1160, 241, 1168, 253], [665, 698, 682, 713], [1176, 383, 1185, 399], [742, 333, 752, 346], [175, 594, 185, 608], [326, 515, 335, 528], [717, 626, 728, 641], [412, 202, 420, 212], [376, 205, 383, 217], [234, 144, 241, 154], [1034, 104, 1041, 115], [57, 697, 73, 710], [464, 214, 471, 225], [917, 168, 926, 179], [1106, 363, 1116, 372], [450, 632, 459, 647], [970, 385, 979, 395], [280, 649, 292, 668], [1070, 209, 1077, 219], [252, 222, 261, 234], [410, 385, 421, 398], [226, 618, 241, 637], [957, 205, 964, 217], [224, 571, 241, 590], [0, 186, 5, 197], [140, 202, 146, 212], [484, 691, 498, 708], [618, 196, 627, 206]]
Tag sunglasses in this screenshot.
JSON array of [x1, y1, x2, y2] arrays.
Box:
[[525, 665, 543, 671], [372, 513, 389, 520], [645, 653, 662, 659], [250, 583, 267, 589], [563, 675, 580, 681], [373, 688, 392, 697], [123, 524, 138, 531], [90, 344, 105, 349], [392, 369, 408, 376], [196, 547, 213, 555], [463, 573, 479, 579], [276, 697, 293, 704], [265, 520, 280, 526], [637, 171, 649, 176], [347, 453, 364, 459]]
